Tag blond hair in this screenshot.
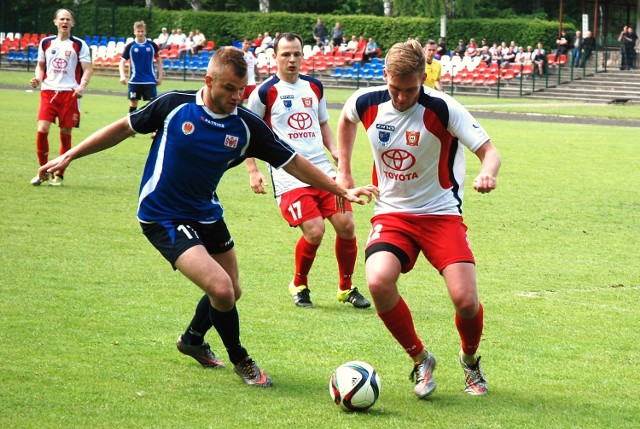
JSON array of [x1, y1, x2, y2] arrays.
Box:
[[207, 46, 247, 80], [385, 39, 425, 77], [133, 21, 147, 31]]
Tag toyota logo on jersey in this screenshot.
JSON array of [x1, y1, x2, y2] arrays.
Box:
[[381, 149, 416, 171], [287, 112, 312, 130], [52, 58, 68, 69]]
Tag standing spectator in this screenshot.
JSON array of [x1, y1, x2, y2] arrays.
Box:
[[619, 25, 638, 70], [119, 21, 163, 114], [336, 39, 501, 399], [193, 28, 206, 54], [572, 31, 583, 68], [240, 36, 259, 106], [424, 39, 442, 91], [156, 27, 169, 49], [29, 8, 92, 187], [331, 22, 344, 48], [453, 39, 466, 58], [555, 30, 571, 61], [246, 33, 372, 310], [364, 37, 379, 61], [581, 30, 596, 67], [313, 18, 328, 46], [38, 46, 376, 389]]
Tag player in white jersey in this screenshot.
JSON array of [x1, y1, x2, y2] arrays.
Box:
[[246, 32, 371, 309], [240, 36, 259, 105], [29, 8, 92, 187], [337, 39, 501, 398]]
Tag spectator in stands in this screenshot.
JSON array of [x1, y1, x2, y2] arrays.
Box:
[[555, 30, 570, 62], [480, 38, 489, 49], [29, 8, 92, 187], [533, 48, 546, 76], [119, 20, 163, 115], [185, 31, 197, 55], [165, 29, 177, 47], [522, 45, 535, 64], [478, 45, 492, 65], [571, 31, 583, 68], [255, 32, 273, 54], [581, 30, 596, 68], [241, 36, 259, 106], [501, 45, 516, 69], [364, 37, 379, 61], [331, 22, 344, 48], [346, 35, 359, 54], [453, 39, 466, 58], [252, 33, 263, 49], [490, 45, 503, 67], [156, 27, 169, 49], [423, 40, 442, 91], [619, 25, 638, 70], [313, 18, 328, 47], [536, 41, 546, 55], [436, 37, 447, 58], [193, 28, 206, 55], [337, 36, 349, 52], [514, 46, 526, 64], [466, 38, 478, 58], [357, 35, 367, 53]]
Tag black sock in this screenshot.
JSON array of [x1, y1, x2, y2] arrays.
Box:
[[209, 305, 248, 365], [181, 294, 213, 346], [129, 106, 137, 113]]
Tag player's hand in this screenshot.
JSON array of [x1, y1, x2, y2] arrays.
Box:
[[473, 174, 497, 193], [30, 78, 40, 88], [73, 87, 84, 98], [339, 184, 379, 210], [39, 155, 71, 180], [249, 171, 269, 194], [120, 77, 127, 85]]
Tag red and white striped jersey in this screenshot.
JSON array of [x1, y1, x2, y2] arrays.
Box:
[[38, 35, 91, 91]]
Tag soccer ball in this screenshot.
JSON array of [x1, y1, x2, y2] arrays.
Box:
[[329, 361, 381, 411]]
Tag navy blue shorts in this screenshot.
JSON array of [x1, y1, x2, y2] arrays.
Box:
[[128, 83, 157, 101], [141, 219, 234, 269]]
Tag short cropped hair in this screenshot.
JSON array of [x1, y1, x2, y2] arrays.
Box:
[[385, 39, 425, 77], [54, 9, 74, 20], [273, 32, 303, 53], [207, 46, 247, 79], [134, 21, 146, 30]]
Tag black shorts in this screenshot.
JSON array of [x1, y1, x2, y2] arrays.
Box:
[[141, 219, 234, 269], [128, 83, 157, 101]]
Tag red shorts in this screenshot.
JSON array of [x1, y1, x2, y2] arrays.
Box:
[[365, 213, 475, 273], [242, 85, 257, 100], [38, 90, 80, 128], [277, 186, 352, 227]]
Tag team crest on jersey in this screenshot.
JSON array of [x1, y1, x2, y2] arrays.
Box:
[[224, 135, 239, 149], [405, 131, 420, 146], [283, 99, 293, 110], [65, 50, 72, 57], [182, 121, 195, 135], [378, 131, 391, 147], [302, 97, 313, 108]]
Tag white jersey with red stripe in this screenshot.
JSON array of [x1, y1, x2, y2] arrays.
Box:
[[343, 85, 490, 216], [38, 35, 91, 91], [247, 74, 335, 197]]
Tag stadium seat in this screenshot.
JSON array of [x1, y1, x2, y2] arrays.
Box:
[[558, 54, 567, 65], [441, 72, 451, 84], [485, 75, 498, 86], [202, 40, 215, 51], [521, 64, 534, 76]]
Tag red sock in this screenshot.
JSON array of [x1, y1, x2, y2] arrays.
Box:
[[335, 236, 357, 290], [58, 133, 72, 176], [377, 297, 424, 359], [293, 236, 319, 286], [36, 132, 49, 166], [455, 303, 484, 355]]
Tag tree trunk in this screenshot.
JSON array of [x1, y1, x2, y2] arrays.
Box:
[[259, 0, 270, 13], [190, 0, 203, 11], [384, 0, 392, 17]]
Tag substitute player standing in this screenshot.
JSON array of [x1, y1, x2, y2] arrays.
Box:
[[119, 21, 163, 114], [240, 36, 259, 106], [246, 32, 370, 309], [337, 39, 501, 398], [30, 8, 92, 186]]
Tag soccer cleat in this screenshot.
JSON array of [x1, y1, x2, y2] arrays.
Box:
[[410, 352, 437, 399], [461, 355, 488, 395], [337, 287, 371, 309], [176, 335, 225, 368], [49, 174, 63, 187], [233, 356, 273, 387], [288, 282, 313, 307], [30, 172, 50, 186]]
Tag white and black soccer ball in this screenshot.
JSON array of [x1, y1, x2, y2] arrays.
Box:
[[329, 361, 381, 411]]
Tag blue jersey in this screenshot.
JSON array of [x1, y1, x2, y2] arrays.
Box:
[[129, 88, 296, 223], [122, 39, 159, 84]]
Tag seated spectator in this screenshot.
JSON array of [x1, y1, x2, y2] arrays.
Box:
[[514, 46, 526, 64], [555, 30, 570, 60], [501, 46, 516, 68], [252, 33, 263, 49], [255, 31, 273, 54], [533, 48, 546, 76], [357, 35, 367, 53], [436, 37, 447, 58], [522, 45, 535, 64], [364, 37, 379, 61], [168, 28, 186, 48], [193, 28, 206, 54], [165, 29, 177, 48], [453, 39, 466, 58], [346, 35, 359, 53], [466, 38, 478, 58], [478, 46, 491, 65], [185, 31, 197, 55], [480, 38, 489, 49], [491, 45, 503, 66], [156, 27, 169, 50]]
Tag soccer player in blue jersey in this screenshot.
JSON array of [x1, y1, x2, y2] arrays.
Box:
[[119, 21, 163, 114], [38, 46, 377, 388]]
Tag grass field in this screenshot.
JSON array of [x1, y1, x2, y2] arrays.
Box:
[[1, 70, 639, 429]]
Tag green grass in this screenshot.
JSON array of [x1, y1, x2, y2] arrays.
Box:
[[1, 77, 639, 429]]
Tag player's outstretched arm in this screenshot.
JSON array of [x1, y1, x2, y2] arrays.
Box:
[[245, 158, 269, 194], [472, 140, 501, 193], [39, 117, 135, 179]]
